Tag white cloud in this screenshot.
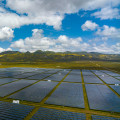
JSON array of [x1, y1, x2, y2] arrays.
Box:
[[0, 7, 63, 30], [0, 27, 14, 41], [88, 42, 120, 54], [0, 47, 12, 53], [0, 0, 119, 30], [6, 0, 120, 14], [81, 20, 98, 31], [10, 29, 89, 52], [10, 28, 120, 54], [111, 43, 120, 54], [92, 7, 120, 19], [96, 25, 120, 39]]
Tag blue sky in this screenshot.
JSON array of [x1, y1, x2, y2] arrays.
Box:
[[0, 0, 120, 54]]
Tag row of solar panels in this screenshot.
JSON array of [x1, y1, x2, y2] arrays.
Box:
[[0, 68, 119, 112], [0, 79, 120, 112], [0, 101, 120, 120], [0, 68, 120, 79], [0, 73, 120, 91]]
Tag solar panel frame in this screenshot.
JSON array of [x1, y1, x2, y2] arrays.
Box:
[[0, 78, 17, 85], [9, 81, 58, 102], [92, 115, 120, 120], [91, 70, 107, 76], [86, 84, 120, 112], [14, 72, 38, 79], [99, 76, 120, 84], [0, 101, 34, 120], [31, 107, 86, 120], [27, 73, 51, 80], [115, 77, 120, 79], [82, 70, 94, 76], [83, 75, 103, 83], [101, 71, 120, 77], [0, 80, 37, 97], [110, 85, 120, 95], [64, 74, 82, 82], [45, 82, 85, 108], [45, 73, 66, 81]]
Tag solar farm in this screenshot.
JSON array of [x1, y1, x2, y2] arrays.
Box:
[[0, 67, 120, 120]]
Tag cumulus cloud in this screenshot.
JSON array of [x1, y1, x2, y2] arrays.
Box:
[[10, 29, 89, 52], [0, 47, 12, 53], [81, 21, 120, 40], [81, 20, 98, 31], [88, 42, 120, 54], [92, 7, 120, 19], [96, 25, 120, 39], [10, 29, 120, 54], [0, 7, 63, 30], [0, 27, 14, 41], [0, 0, 119, 30], [6, 0, 120, 14]]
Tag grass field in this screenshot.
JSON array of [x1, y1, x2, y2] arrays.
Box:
[[0, 61, 120, 73]]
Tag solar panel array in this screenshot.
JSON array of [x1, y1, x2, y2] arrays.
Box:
[[0, 101, 34, 120], [31, 107, 86, 120], [86, 84, 120, 112], [0, 67, 119, 119], [27, 73, 51, 80], [101, 70, 120, 77], [45, 72, 68, 81], [110, 85, 120, 95], [92, 115, 120, 120], [116, 77, 120, 79], [83, 75, 103, 83], [82, 70, 94, 76], [64, 70, 82, 82], [99, 76, 120, 84], [45, 82, 85, 108], [0, 78, 17, 85], [9, 81, 58, 102], [0, 80, 37, 97]]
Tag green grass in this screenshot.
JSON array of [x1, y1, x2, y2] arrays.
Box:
[[0, 61, 120, 73]]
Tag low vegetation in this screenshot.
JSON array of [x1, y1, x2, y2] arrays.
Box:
[[0, 50, 120, 72]]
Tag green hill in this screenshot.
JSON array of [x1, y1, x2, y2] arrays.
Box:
[[0, 50, 120, 62]]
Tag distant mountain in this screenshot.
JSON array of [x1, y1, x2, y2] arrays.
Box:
[[0, 51, 20, 55], [0, 50, 119, 62]]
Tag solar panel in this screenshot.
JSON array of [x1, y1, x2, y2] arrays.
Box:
[[0, 71, 24, 78], [86, 84, 120, 112], [27, 73, 51, 80], [9, 81, 58, 102], [99, 76, 120, 84], [14, 72, 38, 79], [45, 73, 66, 81], [83, 75, 103, 83], [0, 101, 34, 120], [70, 69, 80, 74], [31, 107, 86, 120], [110, 85, 120, 95], [43, 70, 59, 74], [115, 77, 120, 79], [67, 70, 81, 76], [0, 71, 9, 75], [0, 80, 37, 97], [101, 71, 120, 76], [92, 115, 120, 120], [45, 83, 85, 108], [82, 70, 94, 76], [58, 70, 70, 75], [64, 74, 82, 82], [91, 70, 107, 76], [0, 78, 17, 85]]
